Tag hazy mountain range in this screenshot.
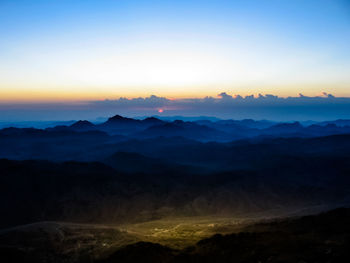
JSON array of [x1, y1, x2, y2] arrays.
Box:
[[1, 114, 350, 262]]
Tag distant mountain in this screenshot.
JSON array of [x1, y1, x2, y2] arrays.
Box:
[[142, 117, 165, 126], [195, 120, 261, 138], [2, 120, 350, 165], [0, 127, 104, 138], [319, 119, 350, 127], [150, 115, 221, 122], [1, 114, 350, 263], [105, 114, 138, 124], [97, 115, 165, 135], [259, 122, 350, 138], [0, 120, 76, 129], [0, 127, 113, 161], [8, 115, 350, 141], [215, 119, 275, 129], [262, 121, 304, 135], [136, 120, 230, 141], [70, 120, 96, 131]]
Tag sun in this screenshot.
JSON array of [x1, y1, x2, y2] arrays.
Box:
[[158, 109, 164, 113]]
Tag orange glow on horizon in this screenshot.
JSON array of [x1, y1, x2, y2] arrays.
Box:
[[1, 83, 350, 103]]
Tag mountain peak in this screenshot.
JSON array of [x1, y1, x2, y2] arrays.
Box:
[[107, 115, 135, 122], [108, 115, 125, 121], [70, 120, 95, 129]]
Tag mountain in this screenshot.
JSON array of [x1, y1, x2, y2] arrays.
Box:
[[1, 115, 350, 262], [136, 120, 230, 141], [104, 115, 138, 124], [102, 151, 196, 174], [2, 119, 350, 165], [142, 116, 165, 126], [0, 127, 113, 161], [70, 120, 96, 131], [215, 119, 275, 129], [1, 134, 350, 229], [99, 208, 350, 263], [2, 208, 349, 263], [98, 115, 165, 135], [319, 119, 350, 127], [18, 115, 350, 141], [261, 121, 304, 135], [0, 222, 138, 263]]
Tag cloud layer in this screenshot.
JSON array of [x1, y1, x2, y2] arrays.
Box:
[[1, 93, 350, 121]]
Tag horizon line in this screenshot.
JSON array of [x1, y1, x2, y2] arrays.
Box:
[[0, 91, 349, 104]]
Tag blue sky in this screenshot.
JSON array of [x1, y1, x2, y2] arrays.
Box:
[[0, 0, 349, 102], [0, 0, 349, 121]]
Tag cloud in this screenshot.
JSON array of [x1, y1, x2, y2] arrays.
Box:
[[82, 93, 350, 121], [0, 93, 350, 121], [322, 92, 335, 98], [93, 95, 170, 106], [218, 92, 233, 100]]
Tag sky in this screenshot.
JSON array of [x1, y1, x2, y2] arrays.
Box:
[[0, 0, 349, 120]]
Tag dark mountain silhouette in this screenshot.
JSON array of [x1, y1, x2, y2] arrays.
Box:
[[136, 120, 229, 141], [319, 119, 350, 127], [104, 114, 138, 125], [206, 118, 275, 129], [142, 116, 165, 126], [70, 120, 96, 131], [108, 115, 130, 121], [2, 118, 350, 166], [262, 121, 304, 135], [7, 115, 349, 142], [97, 115, 165, 135]]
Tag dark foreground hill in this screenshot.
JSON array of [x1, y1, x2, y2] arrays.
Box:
[[99, 208, 350, 263], [1, 150, 350, 229], [1, 208, 349, 263]]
